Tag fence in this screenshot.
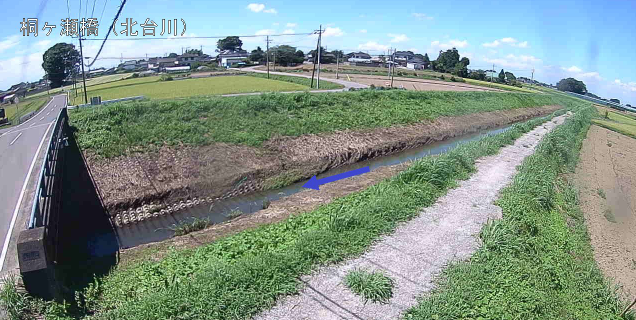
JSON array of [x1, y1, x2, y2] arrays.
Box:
[[18, 107, 69, 299]]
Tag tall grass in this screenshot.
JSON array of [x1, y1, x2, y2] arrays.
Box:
[[405, 105, 632, 319], [70, 90, 580, 157], [25, 107, 578, 319]]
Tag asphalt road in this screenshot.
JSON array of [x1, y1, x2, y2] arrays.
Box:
[[0, 95, 67, 271]]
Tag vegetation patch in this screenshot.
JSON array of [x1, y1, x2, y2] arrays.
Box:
[[597, 188, 606, 199], [246, 72, 344, 90], [604, 209, 617, 223], [170, 217, 211, 236], [405, 105, 632, 319], [1, 97, 48, 126], [70, 90, 581, 157], [344, 269, 394, 304], [592, 109, 636, 139], [8, 106, 576, 319]]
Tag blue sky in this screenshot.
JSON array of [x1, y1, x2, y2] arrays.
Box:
[[1, 0, 635, 104]]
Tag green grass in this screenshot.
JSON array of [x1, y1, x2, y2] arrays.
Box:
[[604, 209, 617, 223], [464, 78, 540, 93], [598, 188, 606, 199], [246, 72, 344, 90], [28, 73, 136, 99], [1, 97, 49, 126], [68, 75, 308, 105], [9, 105, 579, 319], [405, 105, 632, 320], [592, 109, 636, 139], [70, 90, 581, 157], [170, 217, 211, 236], [345, 269, 395, 304]]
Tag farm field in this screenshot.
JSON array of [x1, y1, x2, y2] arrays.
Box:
[[68, 75, 308, 105], [593, 107, 636, 138], [28, 73, 136, 99], [1, 96, 49, 126]]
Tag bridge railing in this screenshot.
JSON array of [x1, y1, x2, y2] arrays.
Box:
[[18, 106, 69, 299]]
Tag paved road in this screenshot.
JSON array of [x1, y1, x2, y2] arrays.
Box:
[[0, 95, 67, 271]]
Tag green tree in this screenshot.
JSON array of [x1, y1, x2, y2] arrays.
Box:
[[272, 45, 304, 66], [217, 36, 243, 51], [249, 46, 265, 62], [498, 69, 506, 83], [422, 53, 430, 69], [610, 98, 620, 104], [41, 42, 80, 88], [332, 50, 345, 62], [434, 48, 461, 73], [168, 53, 178, 58], [504, 71, 516, 82], [309, 47, 335, 64], [185, 49, 202, 55], [556, 77, 587, 94]]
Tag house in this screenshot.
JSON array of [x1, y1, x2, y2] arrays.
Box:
[[148, 57, 159, 70], [406, 58, 425, 70], [217, 50, 249, 68], [157, 57, 179, 71], [121, 60, 137, 70], [347, 52, 372, 60], [394, 51, 415, 61], [178, 53, 201, 66], [165, 66, 191, 73], [1, 94, 18, 104], [137, 60, 149, 70], [88, 68, 106, 77]]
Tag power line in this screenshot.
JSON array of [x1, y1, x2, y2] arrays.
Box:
[[98, 0, 108, 22], [85, 0, 127, 68], [90, 0, 97, 18], [82, 32, 314, 41]]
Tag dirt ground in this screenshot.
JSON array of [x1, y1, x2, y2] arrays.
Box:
[[575, 125, 636, 300], [88, 106, 560, 219]]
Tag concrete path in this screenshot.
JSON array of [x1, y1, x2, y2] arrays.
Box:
[[256, 113, 569, 320], [0, 95, 67, 274]]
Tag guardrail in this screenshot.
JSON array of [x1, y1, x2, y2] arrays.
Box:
[[18, 106, 69, 299]]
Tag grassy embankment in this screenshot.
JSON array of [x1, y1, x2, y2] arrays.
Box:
[[68, 75, 309, 105], [28, 73, 136, 99], [71, 90, 575, 158], [7, 94, 617, 319], [593, 108, 636, 139], [405, 105, 633, 319], [245, 72, 344, 90], [1, 96, 49, 126]]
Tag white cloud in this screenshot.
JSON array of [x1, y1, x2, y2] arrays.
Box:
[[35, 40, 51, 50], [246, 3, 276, 13], [0, 52, 44, 90], [482, 40, 500, 48], [359, 29, 367, 33], [388, 33, 409, 43], [579, 72, 602, 80], [246, 3, 265, 12], [0, 35, 20, 54], [358, 41, 389, 52], [408, 48, 419, 53], [255, 29, 275, 36], [322, 27, 344, 37], [614, 79, 636, 92], [562, 65, 582, 72], [483, 37, 529, 48], [272, 22, 279, 26], [483, 54, 542, 69], [286, 23, 297, 28], [412, 13, 433, 20], [430, 39, 468, 50], [283, 29, 295, 34]]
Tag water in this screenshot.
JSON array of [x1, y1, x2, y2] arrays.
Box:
[[116, 124, 514, 248]]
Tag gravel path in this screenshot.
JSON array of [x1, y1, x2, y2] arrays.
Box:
[[255, 113, 569, 320]]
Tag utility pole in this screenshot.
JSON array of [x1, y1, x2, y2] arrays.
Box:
[[310, 25, 322, 88], [266, 35, 271, 79], [491, 64, 494, 82], [273, 50, 276, 71], [336, 51, 340, 79], [531, 68, 535, 83], [387, 48, 391, 77], [78, 35, 88, 104], [317, 24, 322, 89], [390, 48, 396, 88]]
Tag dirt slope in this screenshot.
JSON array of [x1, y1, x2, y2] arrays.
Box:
[[575, 125, 636, 300]]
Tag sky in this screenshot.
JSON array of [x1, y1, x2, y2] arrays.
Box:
[[1, 0, 635, 104]]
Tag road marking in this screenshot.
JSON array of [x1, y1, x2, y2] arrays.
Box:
[[40, 117, 44, 121], [0, 121, 54, 272], [0, 97, 59, 137], [9, 132, 22, 145], [46, 111, 51, 116], [30, 122, 36, 127]]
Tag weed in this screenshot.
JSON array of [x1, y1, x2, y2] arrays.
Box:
[[604, 208, 617, 223], [225, 209, 242, 219], [344, 269, 394, 304], [262, 198, 271, 209], [607, 142, 613, 147], [171, 217, 210, 236], [597, 188, 606, 199]]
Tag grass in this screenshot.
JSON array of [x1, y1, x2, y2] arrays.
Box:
[[1, 96, 49, 126], [70, 90, 582, 157], [405, 105, 632, 319], [68, 75, 308, 105], [592, 109, 636, 139], [604, 209, 617, 223], [464, 78, 540, 93], [344, 269, 394, 304], [28, 73, 136, 99], [598, 188, 606, 199], [6, 105, 581, 319], [246, 72, 344, 90], [170, 217, 211, 236]]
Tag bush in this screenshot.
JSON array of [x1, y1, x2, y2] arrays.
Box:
[[440, 75, 445, 80], [450, 76, 456, 82], [131, 73, 139, 78], [160, 74, 173, 81]]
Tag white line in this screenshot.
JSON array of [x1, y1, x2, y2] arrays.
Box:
[[46, 112, 51, 116], [3, 123, 53, 136], [9, 133, 22, 145], [40, 117, 44, 121], [0, 121, 54, 272], [0, 97, 58, 137], [30, 123, 36, 127]]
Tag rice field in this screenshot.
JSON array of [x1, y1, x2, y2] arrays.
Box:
[[592, 109, 636, 139]]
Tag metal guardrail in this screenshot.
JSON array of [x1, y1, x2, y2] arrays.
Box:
[[28, 107, 68, 237]]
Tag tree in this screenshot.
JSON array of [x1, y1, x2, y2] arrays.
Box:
[[504, 71, 516, 82], [434, 48, 461, 73], [469, 69, 487, 81], [308, 47, 335, 64], [422, 53, 431, 69], [626, 104, 632, 107], [556, 77, 587, 94], [498, 69, 506, 83], [42, 43, 80, 88], [185, 49, 202, 55], [217, 36, 243, 51], [272, 45, 304, 66], [168, 53, 178, 58], [332, 50, 345, 62], [610, 98, 621, 104], [249, 46, 265, 63]]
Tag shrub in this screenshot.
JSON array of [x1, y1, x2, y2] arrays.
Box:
[[345, 269, 394, 304], [160, 74, 173, 81], [440, 75, 445, 80], [131, 73, 139, 78]]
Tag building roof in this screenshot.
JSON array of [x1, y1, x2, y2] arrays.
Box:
[[165, 66, 190, 71], [157, 57, 178, 63], [218, 50, 249, 58]]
